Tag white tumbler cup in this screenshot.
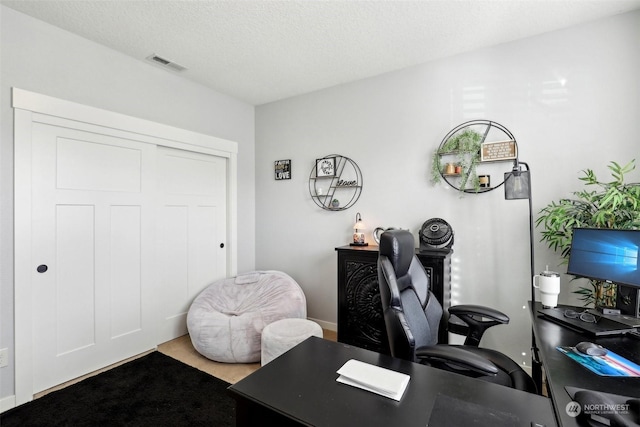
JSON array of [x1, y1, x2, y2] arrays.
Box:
[[533, 271, 561, 308]]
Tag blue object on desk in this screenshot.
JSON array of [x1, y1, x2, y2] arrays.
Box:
[[557, 346, 640, 377]]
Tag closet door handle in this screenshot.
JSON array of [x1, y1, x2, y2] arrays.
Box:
[[37, 264, 48, 273], [219, 243, 225, 248]]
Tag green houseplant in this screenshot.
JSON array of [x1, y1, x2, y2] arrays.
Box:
[[431, 128, 483, 192], [536, 160, 640, 307]]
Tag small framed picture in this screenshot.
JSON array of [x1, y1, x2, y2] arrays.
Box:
[[480, 140, 517, 162], [274, 159, 291, 180], [316, 157, 336, 177]]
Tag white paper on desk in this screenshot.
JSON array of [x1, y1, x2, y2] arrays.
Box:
[[336, 359, 410, 401]]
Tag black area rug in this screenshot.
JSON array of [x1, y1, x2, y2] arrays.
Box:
[[0, 352, 235, 427]]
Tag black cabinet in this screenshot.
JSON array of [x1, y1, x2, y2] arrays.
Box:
[[336, 245, 452, 354]]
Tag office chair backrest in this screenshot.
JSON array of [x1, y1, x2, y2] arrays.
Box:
[[378, 229, 443, 362]]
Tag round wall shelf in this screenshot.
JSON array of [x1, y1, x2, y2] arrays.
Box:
[[309, 155, 362, 210], [434, 120, 518, 194]]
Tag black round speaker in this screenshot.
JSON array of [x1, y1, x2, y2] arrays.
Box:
[[420, 218, 454, 251]]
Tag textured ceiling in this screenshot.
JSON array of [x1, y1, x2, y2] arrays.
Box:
[[3, 0, 640, 105]]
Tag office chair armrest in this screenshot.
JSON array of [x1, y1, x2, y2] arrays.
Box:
[[448, 305, 509, 323], [448, 305, 510, 347], [415, 344, 499, 376]]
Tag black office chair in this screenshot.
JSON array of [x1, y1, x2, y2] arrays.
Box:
[[377, 229, 536, 393]]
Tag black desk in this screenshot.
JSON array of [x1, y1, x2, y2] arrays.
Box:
[[228, 336, 556, 427], [530, 302, 640, 426]]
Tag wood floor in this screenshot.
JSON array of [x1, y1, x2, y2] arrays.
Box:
[[35, 329, 337, 399]]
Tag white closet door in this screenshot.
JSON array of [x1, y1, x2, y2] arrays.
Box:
[[14, 88, 238, 405], [156, 147, 228, 343], [30, 123, 157, 393]]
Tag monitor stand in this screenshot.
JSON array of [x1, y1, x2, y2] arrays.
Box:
[[595, 284, 640, 328]]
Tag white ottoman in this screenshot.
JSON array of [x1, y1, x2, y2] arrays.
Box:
[[261, 318, 323, 365]]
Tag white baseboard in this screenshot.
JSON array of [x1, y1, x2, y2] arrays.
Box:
[[308, 317, 337, 332], [0, 395, 16, 413]]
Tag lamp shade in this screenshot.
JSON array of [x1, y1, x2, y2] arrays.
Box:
[[504, 170, 530, 200]]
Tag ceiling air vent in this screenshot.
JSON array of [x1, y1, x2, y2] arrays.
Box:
[[146, 54, 187, 72]]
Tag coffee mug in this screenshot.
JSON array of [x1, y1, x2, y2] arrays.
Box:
[[533, 271, 561, 308]]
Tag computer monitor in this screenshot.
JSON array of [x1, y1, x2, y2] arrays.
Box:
[[567, 228, 640, 289], [567, 228, 640, 319]]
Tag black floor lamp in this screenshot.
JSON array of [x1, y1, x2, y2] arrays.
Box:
[[504, 160, 542, 391], [504, 160, 534, 300]]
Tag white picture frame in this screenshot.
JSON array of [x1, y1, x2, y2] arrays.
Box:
[[316, 157, 336, 177]]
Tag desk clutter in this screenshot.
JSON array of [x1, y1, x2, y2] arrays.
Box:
[[336, 359, 410, 401]]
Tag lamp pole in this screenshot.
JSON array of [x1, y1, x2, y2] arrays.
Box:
[[520, 161, 542, 393], [505, 160, 541, 392], [519, 162, 535, 304]]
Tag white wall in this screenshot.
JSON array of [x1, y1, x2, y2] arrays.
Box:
[[255, 10, 640, 368], [0, 6, 255, 401]]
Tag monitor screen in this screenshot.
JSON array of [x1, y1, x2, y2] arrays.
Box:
[[567, 228, 640, 288]]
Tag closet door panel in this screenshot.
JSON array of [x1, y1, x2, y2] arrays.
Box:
[[156, 147, 227, 342], [30, 123, 156, 394]]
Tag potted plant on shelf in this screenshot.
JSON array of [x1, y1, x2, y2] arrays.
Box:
[[431, 128, 483, 192], [536, 160, 640, 307]]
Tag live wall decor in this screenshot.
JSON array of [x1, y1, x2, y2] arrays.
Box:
[[309, 154, 363, 211]]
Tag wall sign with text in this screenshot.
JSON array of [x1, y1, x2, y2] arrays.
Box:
[[480, 140, 517, 162], [274, 159, 292, 180]]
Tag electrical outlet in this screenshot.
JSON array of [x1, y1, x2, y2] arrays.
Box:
[[0, 348, 8, 368]]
